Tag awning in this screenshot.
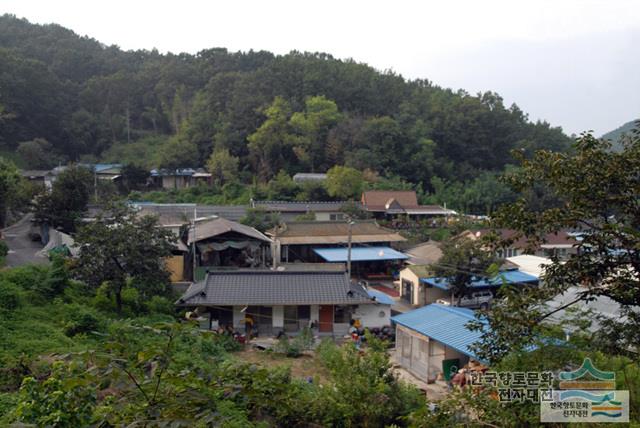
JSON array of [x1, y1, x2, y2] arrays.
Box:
[[313, 246, 408, 262]]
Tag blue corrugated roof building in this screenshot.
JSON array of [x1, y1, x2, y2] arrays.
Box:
[[392, 303, 486, 361], [313, 246, 408, 262], [421, 269, 538, 291]]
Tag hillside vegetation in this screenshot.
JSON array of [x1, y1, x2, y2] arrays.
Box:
[[601, 119, 639, 152], [0, 14, 571, 191]]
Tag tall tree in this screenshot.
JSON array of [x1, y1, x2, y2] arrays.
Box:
[[247, 97, 294, 181], [472, 131, 640, 363], [432, 237, 498, 305], [206, 147, 239, 185], [325, 165, 363, 200], [0, 157, 21, 227], [74, 202, 175, 313], [33, 165, 92, 233], [289, 96, 341, 172]]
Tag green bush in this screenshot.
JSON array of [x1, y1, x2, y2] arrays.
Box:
[[0, 280, 24, 311], [0, 240, 8, 263], [144, 295, 174, 315], [64, 310, 101, 337]]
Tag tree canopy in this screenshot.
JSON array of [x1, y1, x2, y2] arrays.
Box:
[[0, 14, 572, 197], [472, 130, 640, 363]]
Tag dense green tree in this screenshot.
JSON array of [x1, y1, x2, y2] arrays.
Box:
[[33, 165, 92, 232], [155, 136, 199, 169], [289, 95, 341, 172], [266, 170, 299, 201], [472, 131, 640, 363], [247, 97, 294, 181], [16, 138, 58, 169], [206, 147, 239, 185], [0, 14, 573, 191], [432, 237, 498, 305], [74, 202, 175, 313], [120, 164, 150, 192], [240, 207, 281, 232], [325, 165, 363, 200], [0, 157, 22, 227]]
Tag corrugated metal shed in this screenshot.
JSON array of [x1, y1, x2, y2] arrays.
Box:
[[421, 270, 539, 290], [392, 304, 486, 361], [313, 246, 408, 262]]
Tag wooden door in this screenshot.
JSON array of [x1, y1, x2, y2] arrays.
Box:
[[318, 305, 333, 333]]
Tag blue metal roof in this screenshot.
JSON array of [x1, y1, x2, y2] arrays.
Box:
[[392, 304, 486, 361], [421, 270, 539, 291], [366, 288, 395, 305], [93, 163, 122, 172], [313, 246, 408, 262]]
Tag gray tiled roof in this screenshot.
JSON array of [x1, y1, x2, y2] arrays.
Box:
[[187, 217, 271, 244], [176, 270, 374, 306], [252, 200, 354, 212], [132, 203, 248, 224]]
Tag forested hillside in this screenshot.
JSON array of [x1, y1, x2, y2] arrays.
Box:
[[601, 119, 638, 152], [0, 14, 571, 189]]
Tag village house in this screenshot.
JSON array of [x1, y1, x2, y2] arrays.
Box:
[[360, 190, 456, 221], [175, 265, 392, 336], [92, 163, 123, 182], [458, 228, 578, 260], [251, 200, 352, 222], [398, 265, 434, 307], [392, 303, 486, 382], [187, 217, 272, 280], [150, 168, 212, 189], [267, 220, 407, 278], [20, 169, 55, 190], [292, 172, 327, 183]]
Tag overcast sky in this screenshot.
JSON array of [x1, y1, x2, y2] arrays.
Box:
[[2, 0, 639, 136]]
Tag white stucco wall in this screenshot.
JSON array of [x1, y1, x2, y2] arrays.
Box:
[[272, 305, 284, 328], [353, 304, 391, 328], [233, 306, 244, 328], [310, 305, 319, 325]]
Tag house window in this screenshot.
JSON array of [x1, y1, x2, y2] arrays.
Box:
[[329, 213, 345, 221], [334, 305, 352, 323]]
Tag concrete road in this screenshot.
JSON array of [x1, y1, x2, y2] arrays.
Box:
[[1, 214, 48, 267]]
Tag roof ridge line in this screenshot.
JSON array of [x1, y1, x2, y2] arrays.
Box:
[[432, 303, 477, 320]]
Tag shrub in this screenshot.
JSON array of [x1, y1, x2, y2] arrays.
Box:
[[64, 310, 101, 337], [0, 280, 24, 311], [0, 240, 8, 263], [145, 295, 174, 315]]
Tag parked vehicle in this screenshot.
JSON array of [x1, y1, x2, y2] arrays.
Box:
[[437, 290, 493, 309]]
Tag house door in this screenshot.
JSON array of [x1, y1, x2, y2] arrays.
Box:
[[402, 280, 413, 304], [318, 305, 333, 333]]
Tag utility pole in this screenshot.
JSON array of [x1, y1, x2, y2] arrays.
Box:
[[192, 206, 197, 281], [347, 220, 355, 280]]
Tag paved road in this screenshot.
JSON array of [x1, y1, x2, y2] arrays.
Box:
[[1, 214, 48, 267]]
